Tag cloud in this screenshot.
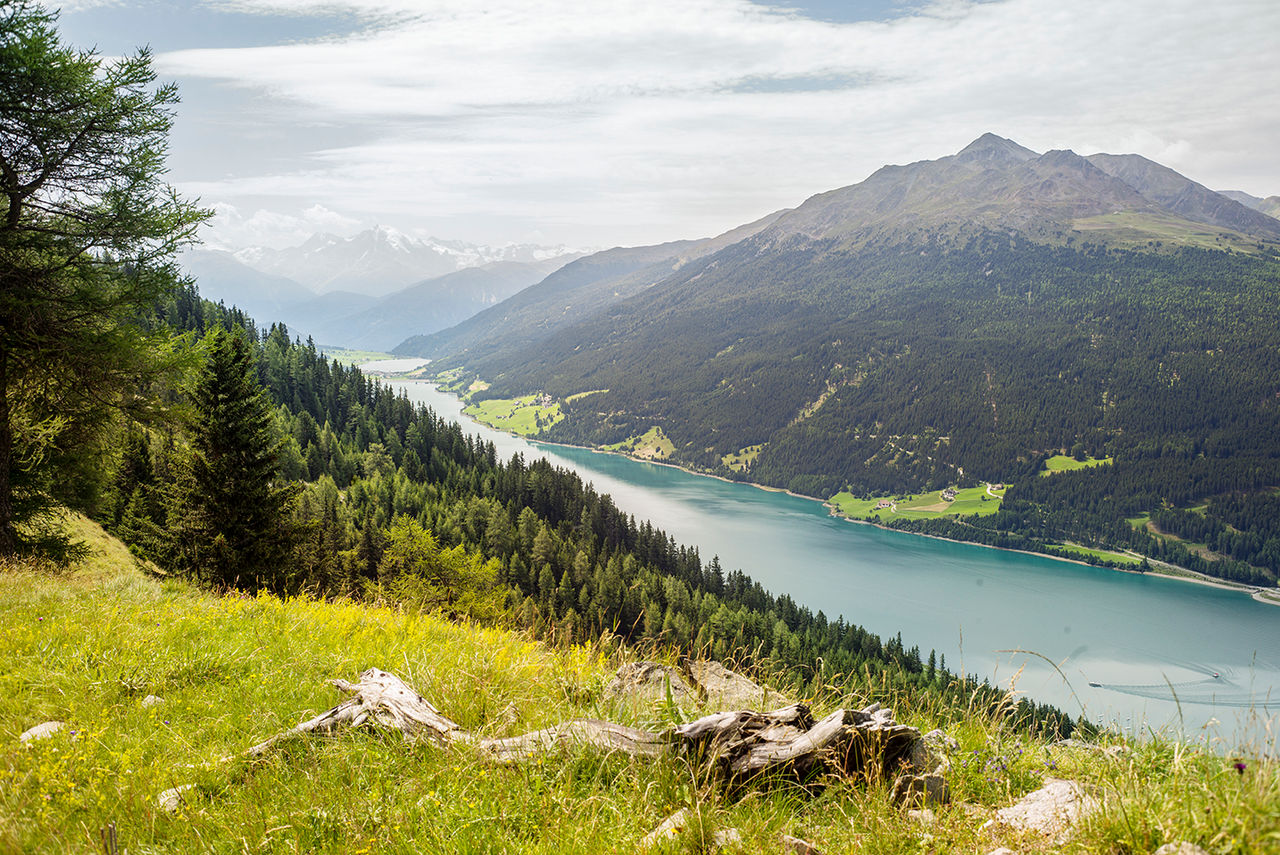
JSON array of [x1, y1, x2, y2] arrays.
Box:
[[199, 202, 363, 249], [158, 0, 1280, 246]]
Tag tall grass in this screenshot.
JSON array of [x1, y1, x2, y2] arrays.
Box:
[[1, 515, 1274, 853]]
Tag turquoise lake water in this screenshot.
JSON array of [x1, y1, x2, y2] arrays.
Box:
[[386, 377, 1279, 747]]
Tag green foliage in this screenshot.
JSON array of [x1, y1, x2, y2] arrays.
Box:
[[167, 327, 297, 593], [0, 1, 206, 558], [374, 515, 507, 622]]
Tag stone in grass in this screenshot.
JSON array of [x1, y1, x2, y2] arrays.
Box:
[[1153, 844, 1211, 855], [639, 809, 742, 851], [985, 849, 1019, 855], [989, 777, 1097, 842], [639, 809, 689, 850], [909, 728, 957, 774], [606, 662, 699, 706], [780, 833, 824, 854], [141, 695, 164, 708], [891, 772, 950, 807], [158, 784, 195, 813], [688, 660, 790, 711], [19, 721, 63, 742]]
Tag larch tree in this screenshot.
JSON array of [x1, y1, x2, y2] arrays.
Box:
[[0, 1, 206, 557]]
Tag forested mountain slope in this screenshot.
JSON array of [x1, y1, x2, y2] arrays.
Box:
[[392, 209, 787, 363], [404, 134, 1280, 584]]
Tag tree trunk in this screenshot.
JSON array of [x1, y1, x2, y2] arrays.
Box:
[[0, 346, 17, 555]]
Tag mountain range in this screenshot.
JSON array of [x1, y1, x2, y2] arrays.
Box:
[[395, 133, 1280, 504], [183, 227, 583, 350]]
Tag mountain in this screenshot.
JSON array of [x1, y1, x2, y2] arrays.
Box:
[[234, 226, 582, 298], [308, 257, 580, 352], [179, 248, 333, 320], [1220, 190, 1280, 219], [1084, 154, 1280, 240], [392, 208, 789, 361], [405, 134, 1280, 516]]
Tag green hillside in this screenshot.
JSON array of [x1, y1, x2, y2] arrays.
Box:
[[3, 515, 1276, 854], [406, 137, 1280, 587]]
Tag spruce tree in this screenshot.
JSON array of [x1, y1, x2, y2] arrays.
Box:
[[169, 327, 296, 592]]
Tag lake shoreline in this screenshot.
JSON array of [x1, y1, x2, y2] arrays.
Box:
[[399, 377, 1278, 607]]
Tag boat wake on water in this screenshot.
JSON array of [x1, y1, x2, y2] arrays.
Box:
[[1087, 670, 1278, 708]]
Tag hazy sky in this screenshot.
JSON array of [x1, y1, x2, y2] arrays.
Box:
[[46, 0, 1280, 250]]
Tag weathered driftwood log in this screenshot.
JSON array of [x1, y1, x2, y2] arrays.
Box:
[[159, 667, 940, 811], [479, 719, 667, 763], [235, 668, 460, 760]]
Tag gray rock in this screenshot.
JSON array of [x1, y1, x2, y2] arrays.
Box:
[[606, 662, 698, 706], [1153, 844, 1211, 855], [923, 728, 959, 752], [141, 695, 164, 708], [908, 728, 955, 774], [992, 777, 1097, 841], [780, 834, 823, 855], [908, 808, 936, 823], [891, 772, 950, 807], [639, 811, 742, 851], [688, 660, 788, 710], [985, 849, 1019, 855], [712, 827, 742, 848], [157, 783, 195, 813], [19, 721, 63, 742]]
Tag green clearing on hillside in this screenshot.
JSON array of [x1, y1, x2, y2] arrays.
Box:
[[464, 395, 564, 435], [565, 389, 609, 402], [1041, 454, 1113, 475], [829, 485, 1003, 521], [603, 426, 675, 460], [1127, 512, 1152, 530], [2, 516, 1277, 853], [721, 444, 764, 472], [1044, 544, 1144, 567]]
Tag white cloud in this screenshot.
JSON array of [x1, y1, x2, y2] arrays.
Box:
[[157, 0, 1280, 246], [199, 202, 363, 249]]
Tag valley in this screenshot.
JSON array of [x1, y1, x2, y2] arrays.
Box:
[[393, 134, 1280, 592]]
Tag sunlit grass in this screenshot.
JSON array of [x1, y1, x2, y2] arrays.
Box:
[[829, 485, 1002, 520], [2, 514, 1275, 853], [602, 426, 676, 460], [464, 394, 564, 435], [1041, 454, 1113, 474]]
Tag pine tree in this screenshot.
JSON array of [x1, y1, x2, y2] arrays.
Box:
[[168, 327, 296, 592]]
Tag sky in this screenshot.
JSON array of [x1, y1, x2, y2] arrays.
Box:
[[44, 0, 1280, 251]]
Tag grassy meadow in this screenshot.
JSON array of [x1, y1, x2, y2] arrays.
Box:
[[721, 445, 764, 473], [603, 426, 676, 460], [1041, 454, 1113, 475], [829, 485, 1004, 521], [463, 395, 565, 436], [2, 515, 1277, 853]]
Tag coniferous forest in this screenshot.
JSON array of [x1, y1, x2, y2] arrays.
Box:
[[438, 235, 1280, 587], [94, 282, 1079, 737]]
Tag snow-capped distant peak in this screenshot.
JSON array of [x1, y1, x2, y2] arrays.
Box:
[[233, 246, 267, 265], [227, 226, 585, 297], [370, 224, 417, 252]]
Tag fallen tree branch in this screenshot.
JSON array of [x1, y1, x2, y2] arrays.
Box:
[[158, 666, 946, 811]]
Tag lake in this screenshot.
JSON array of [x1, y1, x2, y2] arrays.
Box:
[[382, 374, 1279, 748]]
